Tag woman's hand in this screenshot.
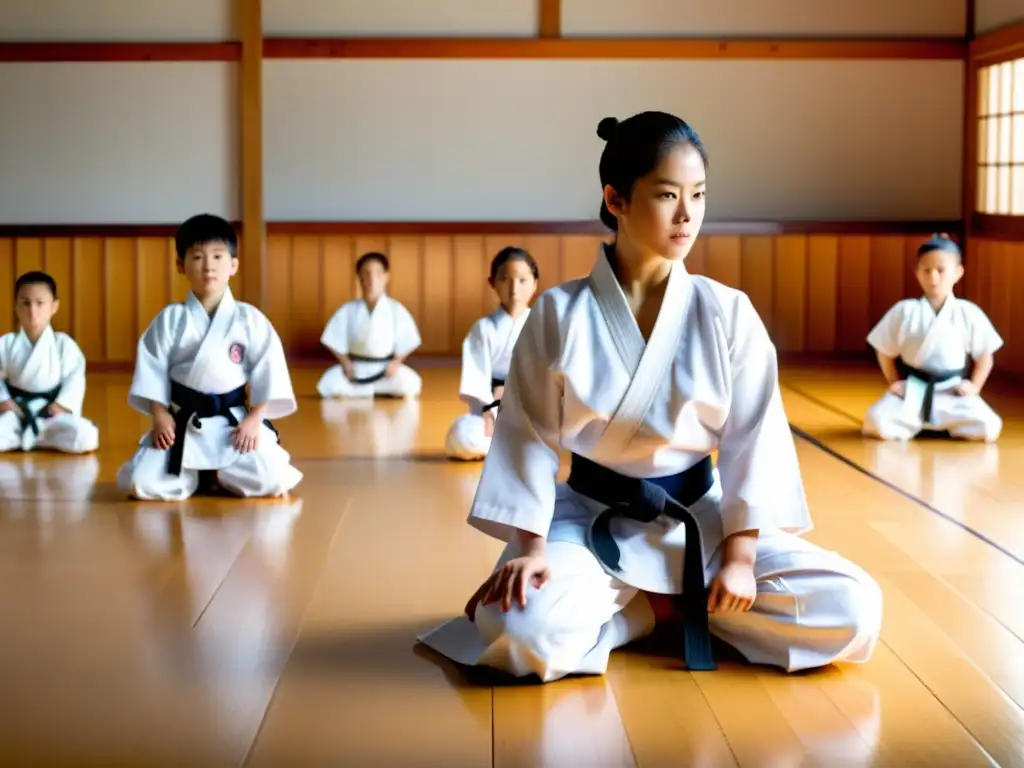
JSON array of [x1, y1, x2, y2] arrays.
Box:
[[464, 554, 551, 620]]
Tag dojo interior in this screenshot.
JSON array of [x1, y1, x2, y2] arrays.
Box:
[[2, 0, 1024, 764]]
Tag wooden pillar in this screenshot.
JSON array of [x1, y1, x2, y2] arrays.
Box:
[[237, 0, 265, 308], [539, 0, 561, 39], [962, 0, 976, 250]]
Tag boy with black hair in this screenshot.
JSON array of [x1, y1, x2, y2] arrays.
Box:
[[117, 213, 303, 500]]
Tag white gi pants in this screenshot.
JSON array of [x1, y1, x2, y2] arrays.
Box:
[[419, 534, 882, 683], [0, 409, 99, 453], [117, 427, 302, 502], [863, 391, 1002, 442], [316, 363, 422, 399]]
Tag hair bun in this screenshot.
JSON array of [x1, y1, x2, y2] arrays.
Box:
[[597, 117, 619, 141]]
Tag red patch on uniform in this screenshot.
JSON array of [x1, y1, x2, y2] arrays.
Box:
[[229, 343, 245, 364]]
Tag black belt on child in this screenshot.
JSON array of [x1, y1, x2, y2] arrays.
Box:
[[346, 353, 395, 384], [566, 452, 718, 671], [167, 381, 278, 476], [482, 377, 505, 413], [6, 383, 62, 436], [895, 357, 968, 423]]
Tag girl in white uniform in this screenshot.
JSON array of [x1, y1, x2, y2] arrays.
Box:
[[417, 111, 883, 682], [445, 247, 539, 461], [863, 234, 1003, 442]]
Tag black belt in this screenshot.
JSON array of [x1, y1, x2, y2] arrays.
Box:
[[6, 383, 62, 436], [566, 453, 717, 671], [482, 377, 505, 414], [166, 381, 279, 476], [346, 353, 395, 384], [895, 357, 967, 423]]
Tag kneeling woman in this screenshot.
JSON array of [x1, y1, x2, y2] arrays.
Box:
[[418, 111, 883, 682], [445, 247, 539, 461]]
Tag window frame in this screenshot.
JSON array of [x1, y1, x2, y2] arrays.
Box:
[[968, 23, 1024, 240]]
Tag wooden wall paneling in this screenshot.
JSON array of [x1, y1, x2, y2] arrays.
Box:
[[1006, 242, 1024, 374], [266, 234, 294, 352], [320, 235, 355, 334], [136, 238, 171, 338], [289, 235, 324, 359], [868, 236, 906, 325], [44, 238, 72, 335], [72, 238, 104, 362], [740, 235, 775, 334], [560, 235, 602, 280], [1, 226, 992, 364], [15, 238, 44, 276], [451, 236, 488, 350], [104, 238, 138, 362], [986, 242, 1014, 361], [773, 235, 808, 353], [805, 235, 839, 353], [0, 240, 13, 335], [420, 236, 454, 354], [705, 236, 742, 288], [686, 238, 707, 277], [836, 235, 872, 352]]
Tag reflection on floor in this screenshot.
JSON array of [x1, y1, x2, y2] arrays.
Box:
[[0, 361, 1020, 766]]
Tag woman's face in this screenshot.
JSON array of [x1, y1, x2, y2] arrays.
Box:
[[604, 142, 707, 261]]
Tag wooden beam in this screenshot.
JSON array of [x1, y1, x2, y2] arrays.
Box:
[[0, 220, 962, 238], [0, 42, 239, 62], [962, 0, 977, 244], [263, 37, 965, 60], [539, 0, 561, 39], [263, 220, 961, 236], [971, 21, 1024, 64], [237, 0, 266, 309]]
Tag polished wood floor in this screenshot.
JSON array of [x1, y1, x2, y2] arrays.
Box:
[[2, 361, 1023, 766]]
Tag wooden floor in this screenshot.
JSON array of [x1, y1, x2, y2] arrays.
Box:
[[3, 361, 1024, 767]]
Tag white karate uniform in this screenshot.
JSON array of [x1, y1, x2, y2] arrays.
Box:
[[116, 287, 303, 501], [0, 327, 99, 454], [445, 307, 530, 461], [418, 246, 883, 683], [317, 295, 423, 399], [863, 296, 1004, 442]]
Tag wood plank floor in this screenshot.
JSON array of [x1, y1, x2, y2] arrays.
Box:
[[1, 362, 1021, 766]]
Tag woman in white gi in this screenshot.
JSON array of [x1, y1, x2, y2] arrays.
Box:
[[445, 246, 539, 461], [863, 235, 1003, 442], [418, 111, 883, 682]]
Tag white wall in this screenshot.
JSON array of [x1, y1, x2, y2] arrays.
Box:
[[975, 0, 1024, 34], [264, 60, 963, 222], [0, 0, 235, 42], [0, 0, 968, 225], [263, 0, 538, 37], [562, 0, 966, 37], [0, 63, 238, 224]]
